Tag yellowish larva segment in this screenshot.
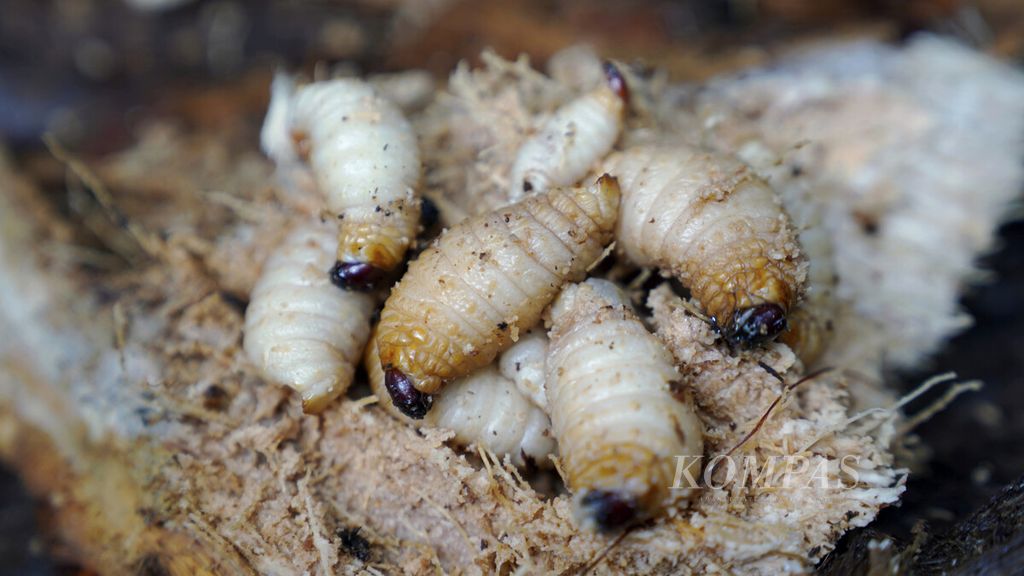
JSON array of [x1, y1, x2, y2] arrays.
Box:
[[375, 176, 620, 416], [605, 144, 806, 347], [365, 335, 556, 467], [546, 279, 704, 532], [243, 220, 374, 413], [290, 78, 422, 275], [508, 63, 627, 200], [498, 328, 549, 410]]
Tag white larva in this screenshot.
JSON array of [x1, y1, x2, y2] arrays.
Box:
[[604, 143, 806, 348], [365, 334, 556, 467], [243, 219, 374, 413], [289, 77, 422, 285], [507, 62, 627, 200], [546, 279, 704, 531]]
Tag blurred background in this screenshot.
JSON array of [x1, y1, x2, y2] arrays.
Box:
[[1, 0, 1022, 573]]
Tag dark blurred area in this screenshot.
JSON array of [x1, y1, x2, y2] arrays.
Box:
[[1, 1, 1022, 574], [875, 219, 1024, 537], [5, 0, 1023, 154]]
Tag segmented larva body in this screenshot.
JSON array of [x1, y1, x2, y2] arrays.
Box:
[[365, 333, 556, 467], [376, 176, 621, 418], [546, 279, 704, 531], [289, 78, 422, 288], [605, 144, 806, 347], [507, 63, 627, 200], [244, 220, 374, 413]]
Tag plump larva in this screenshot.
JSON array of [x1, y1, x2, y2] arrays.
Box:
[[365, 334, 556, 467], [507, 62, 627, 200], [605, 144, 805, 347], [243, 220, 374, 413], [546, 279, 704, 531], [289, 78, 422, 285], [375, 175, 621, 417]]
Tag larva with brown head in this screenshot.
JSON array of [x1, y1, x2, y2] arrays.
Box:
[[605, 143, 806, 348], [243, 219, 374, 413], [375, 175, 620, 418], [287, 78, 422, 289], [365, 331, 555, 467], [508, 62, 627, 200], [546, 279, 704, 531]]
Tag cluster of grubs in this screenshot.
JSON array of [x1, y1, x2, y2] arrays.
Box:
[[244, 61, 817, 532]]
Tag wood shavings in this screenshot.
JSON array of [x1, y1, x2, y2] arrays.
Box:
[[723, 367, 835, 458], [298, 472, 339, 576]]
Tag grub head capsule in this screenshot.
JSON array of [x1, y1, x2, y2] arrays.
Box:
[[384, 367, 433, 419], [727, 303, 788, 348], [579, 489, 639, 532], [330, 260, 387, 291]]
